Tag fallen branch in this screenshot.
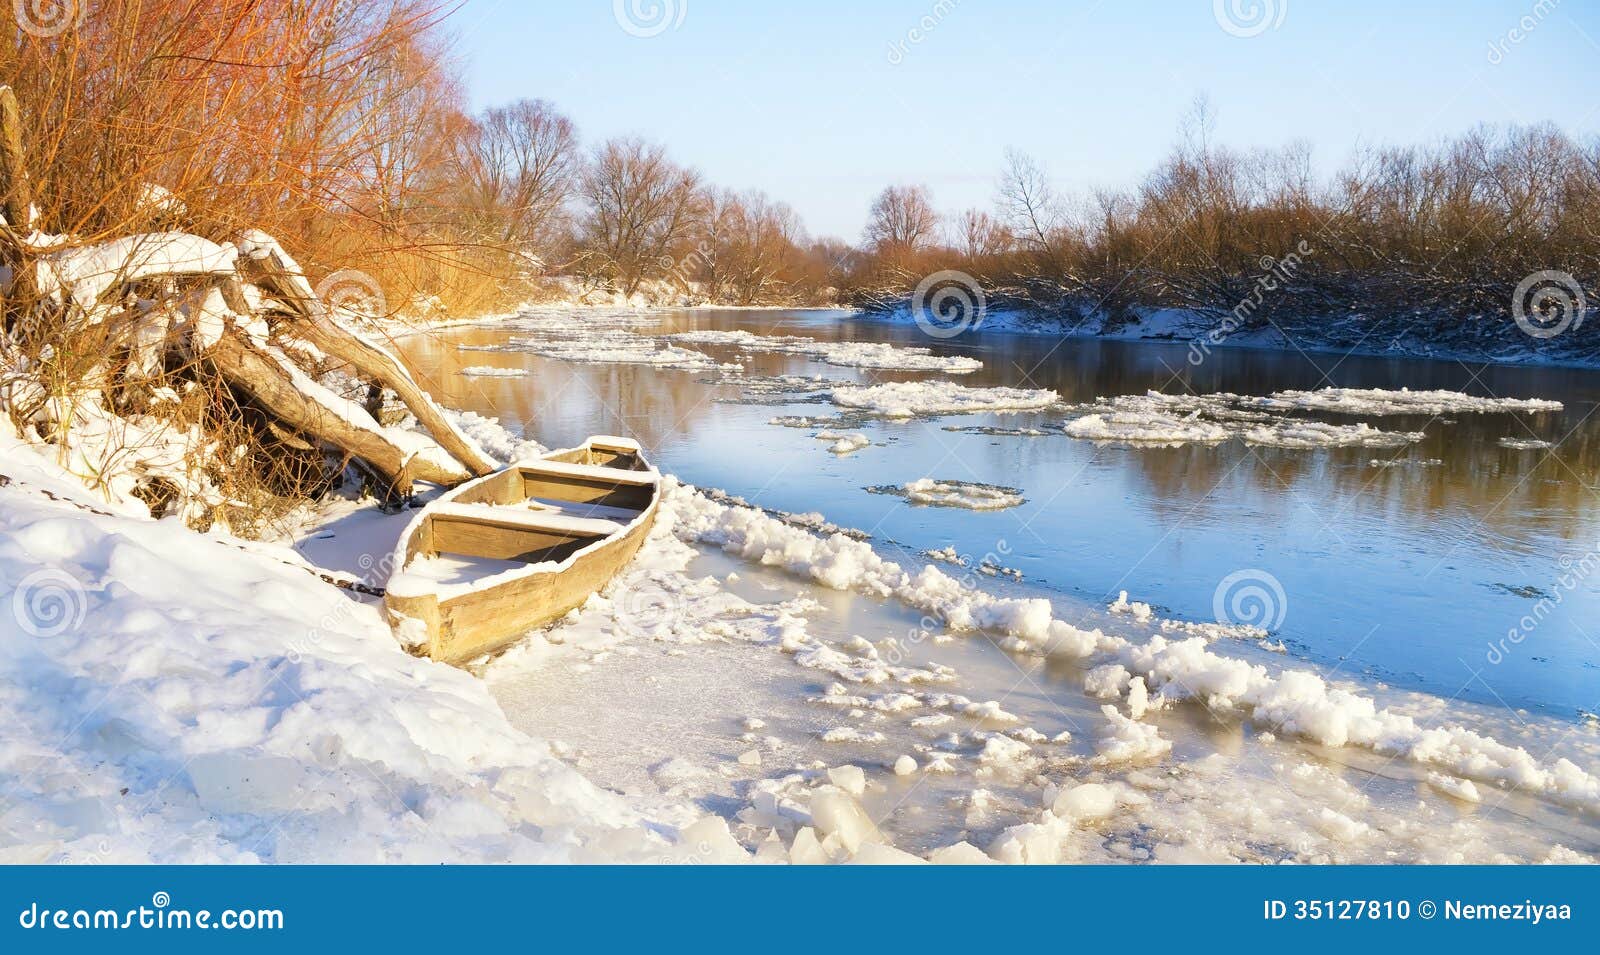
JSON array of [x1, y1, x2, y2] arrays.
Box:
[[201, 321, 472, 496]]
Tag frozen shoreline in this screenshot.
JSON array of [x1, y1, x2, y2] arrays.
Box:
[[853, 304, 1600, 370]]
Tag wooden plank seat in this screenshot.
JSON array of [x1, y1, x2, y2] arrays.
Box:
[[517, 460, 659, 486]]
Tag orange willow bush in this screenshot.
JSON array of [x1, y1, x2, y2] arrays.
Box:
[[1, 0, 487, 312]]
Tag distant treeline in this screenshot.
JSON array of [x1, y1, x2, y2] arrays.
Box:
[[840, 106, 1599, 332]]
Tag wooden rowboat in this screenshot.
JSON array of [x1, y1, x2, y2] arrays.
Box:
[[384, 436, 660, 665]]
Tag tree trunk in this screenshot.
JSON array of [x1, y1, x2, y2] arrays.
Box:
[[238, 246, 499, 477], [0, 85, 35, 332], [202, 324, 472, 496], [0, 86, 32, 230], [289, 314, 499, 476]]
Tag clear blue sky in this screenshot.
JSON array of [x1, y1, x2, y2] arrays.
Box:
[[453, 0, 1600, 241]]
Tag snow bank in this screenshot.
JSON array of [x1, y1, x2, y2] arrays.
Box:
[[831, 381, 1060, 418], [666, 480, 1107, 659], [0, 441, 705, 863], [460, 366, 531, 378]]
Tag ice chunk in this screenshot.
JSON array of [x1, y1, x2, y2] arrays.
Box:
[[928, 841, 998, 865], [808, 788, 883, 854], [677, 816, 751, 863], [1427, 772, 1482, 804], [827, 765, 866, 796], [1052, 783, 1116, 821], [788, 827, 830, 865]]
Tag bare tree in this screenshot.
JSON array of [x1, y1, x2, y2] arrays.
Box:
[[863, 184, 937, 264], [576, 138, 706, 296], [698, 189, 806, 304], [451, 98, 580, 257], [953, 208, 1010, 259], [997, 148, 1061, 261]]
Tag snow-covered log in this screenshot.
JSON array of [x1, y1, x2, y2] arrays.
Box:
[[201, 320, 473, 494], [37, 233, 240, 313], [234, 229, 497, 477], [290, 315, 499, 476]]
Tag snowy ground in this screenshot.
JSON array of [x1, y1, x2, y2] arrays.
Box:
[[0, 430, 721, 863]]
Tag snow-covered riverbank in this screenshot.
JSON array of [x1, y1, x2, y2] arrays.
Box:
[[855, 303, 1600, 369]]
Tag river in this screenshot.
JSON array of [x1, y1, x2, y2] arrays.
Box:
[[393, 307, 1600, 862]]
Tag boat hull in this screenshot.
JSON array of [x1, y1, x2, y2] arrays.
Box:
[[384, 438, 660, 666]]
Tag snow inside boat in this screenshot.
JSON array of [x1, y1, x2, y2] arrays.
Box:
[[384, 436, 660, 665]]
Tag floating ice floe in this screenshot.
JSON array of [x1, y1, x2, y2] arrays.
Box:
[[875, 479, 1026, 511], [1369, 457, 1444, 469], [1240, 420, 1423, 449], [943, 425, 1055, 436], [460, 366, 530, 378], [1064, 411, 1231, 446], [1061, 391, 1429, 448], [1250, 387, 1563, 416], [769, 414, 850, 429], [671, 329, 982, 374], [831, 381, 1061, 417], [1498, 437, 1555, 450], [815, 431, 871, 455], [713, 372, 840, 404], [500, 334, 730, 369]]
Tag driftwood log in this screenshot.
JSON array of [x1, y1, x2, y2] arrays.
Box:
[[237, 245, 498, 478], [202, 322, 473, 493]]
